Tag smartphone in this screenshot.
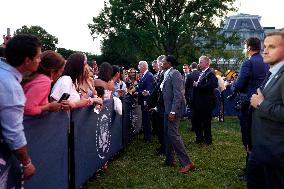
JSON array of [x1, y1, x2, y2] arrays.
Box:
[[120, 83, 123, 89], [58, 93, 70, 103]]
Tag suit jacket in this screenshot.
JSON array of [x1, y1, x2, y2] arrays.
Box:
[[137, 71, 154, 105], [185, 70, 201, 106], [147, 71, 164, 111], [192, 68, 218, 111], [162, 68, 186, 117], [233, 53, 269, 101], [182, 73, 188, 82], [251, 64, 284, 163]]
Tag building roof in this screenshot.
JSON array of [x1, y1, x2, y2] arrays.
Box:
[[224, 13, 262, 31]]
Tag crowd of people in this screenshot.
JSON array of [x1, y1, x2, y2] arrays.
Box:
[[1, 32, 284, 188]]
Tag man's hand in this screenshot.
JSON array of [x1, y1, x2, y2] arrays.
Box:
[[13, 146, 36, 180], [168, 113, 176, 122], [193, 81, 198, 87], [250, 88, 264, 108], [23, 162, 36, 180], [142, 90, 149, 96]]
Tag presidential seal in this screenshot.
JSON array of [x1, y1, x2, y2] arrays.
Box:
[[95, 106, 112, 159]]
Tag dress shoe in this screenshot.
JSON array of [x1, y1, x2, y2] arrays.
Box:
[[179, 162, 195, 174]]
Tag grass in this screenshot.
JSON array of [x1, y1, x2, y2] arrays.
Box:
[[85, 116, 247, 189]]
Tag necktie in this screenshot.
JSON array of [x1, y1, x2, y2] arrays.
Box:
[[260, 71, 272, 90], [197, 72, 204, 83]]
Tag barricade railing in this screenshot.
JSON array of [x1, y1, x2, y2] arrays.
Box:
[[72, 99, 123, 189], [24, 111, 69, 189], [4, 92, 236, 189], [19, 99, 131, 189]]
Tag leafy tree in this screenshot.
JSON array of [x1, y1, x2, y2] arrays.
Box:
[[56, 48, 75, 59], [57, 47, 101, 65], [15, 25, 58, 51], [88, 0, 238, 66]]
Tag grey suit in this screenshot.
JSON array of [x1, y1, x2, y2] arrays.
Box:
[[247, 64, 284, 188], [162, 68, 192, 166]]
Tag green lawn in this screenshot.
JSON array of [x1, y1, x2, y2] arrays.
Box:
[[86, 117, 247, 189]]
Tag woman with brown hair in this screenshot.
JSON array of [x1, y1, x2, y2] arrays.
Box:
[[126, 68, 138, 94], [96, 62, 114, 99], [50, 52, 102, 110], [22, 50, 65, 116]]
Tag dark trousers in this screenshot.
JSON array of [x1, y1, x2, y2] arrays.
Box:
[[192, 109, 213, 144], [247, 154, 284, 189], [142, 105, 151, 142], [238, 102, 252, 149], [151, 111, 164, 150], [151, 111, 159, 135], [238, 101, 252, 175]]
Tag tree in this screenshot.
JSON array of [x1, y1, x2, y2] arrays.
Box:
[[15, 25, 58, 51], [88, 0, 237, 66], [57, 47, 101, 64], [56, 48, 75, 59]]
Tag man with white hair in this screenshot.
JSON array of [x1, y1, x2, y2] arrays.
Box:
[[191, 55, 218, 145], [137, 61, 154, 143]]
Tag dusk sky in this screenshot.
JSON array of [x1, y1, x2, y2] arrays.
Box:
[[1, 0, 282, 55]]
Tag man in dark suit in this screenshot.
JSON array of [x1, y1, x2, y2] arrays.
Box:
[[248, 32, 284, 188], [161, 55, 195, 174], [231, 37, 269, 180], [150, 60, 160, 136], [182, 63, 190, 81], [185, 62, 201, 131], [148, 55, 166, 155], [137, 61, 154, 143], [191, 56, 218, 145]]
